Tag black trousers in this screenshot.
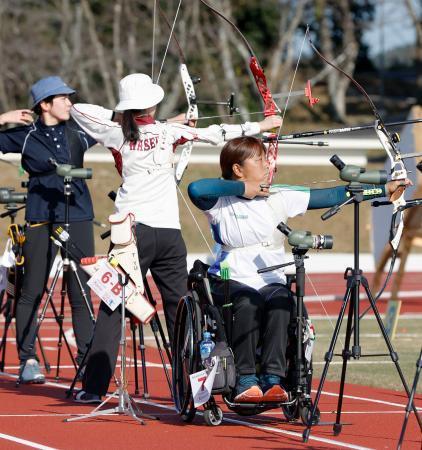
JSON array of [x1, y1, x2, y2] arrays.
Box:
[[83, 224, 187, 396], [16, 221, 95, 364], [211, 279, 296, 378]]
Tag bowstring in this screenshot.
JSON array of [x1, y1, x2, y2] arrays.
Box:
[[151, 0, 157, 80], [274, 24, 341, 338], [176, 184, 216, 257], [154, 0, 217, 259], [278, 25, 309, 135], [155, 0, 183, 84]]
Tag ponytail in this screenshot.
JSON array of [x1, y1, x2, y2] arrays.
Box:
[[121, 110, 140, 143]]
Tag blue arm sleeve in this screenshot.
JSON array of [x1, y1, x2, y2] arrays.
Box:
[[308, 184, 387, 209], [188, 178, 245, 210]]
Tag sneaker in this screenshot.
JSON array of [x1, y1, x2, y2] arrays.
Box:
[[19, 359, 45, 384], [74, 390, 102, 404], [261, 385, 288, 403], [234, 374, 263, 403], [234, 385, 263, 403]]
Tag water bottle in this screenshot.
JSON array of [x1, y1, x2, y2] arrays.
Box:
[[199, 331, 215, 368]]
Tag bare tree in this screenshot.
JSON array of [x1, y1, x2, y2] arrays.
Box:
[[316, 0, 359, 122], [404, 0, 422, 103]]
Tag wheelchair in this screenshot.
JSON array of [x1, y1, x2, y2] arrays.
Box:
[[172, 259, 320, 426]]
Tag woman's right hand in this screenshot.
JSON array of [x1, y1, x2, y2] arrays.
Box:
[[243, 180, 270, 199], [0, 109, 34, 126], [258, 115, 283, 132]]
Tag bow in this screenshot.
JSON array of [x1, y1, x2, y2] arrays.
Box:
[[156, 2, 199, 184], [199, 0, 282, 183], [308, 38, 414, 299]]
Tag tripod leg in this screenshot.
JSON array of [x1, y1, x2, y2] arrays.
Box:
[[131, 318, 140, 395], [65, 335, 93, 398], [138, 323, 149, 399], [36, 334, 51, 373], [27, 263, 63, 355], [333, 287, 356, 435], [362, 280, 422, 431], [143, 279, 172, 361], [54, 266, 68, 380], [68, 260, 95, 323], [303, 283, 353, 442], [397, 348, 421, 449], [0, 296, 13, 371], [150, 316, 172, 397]]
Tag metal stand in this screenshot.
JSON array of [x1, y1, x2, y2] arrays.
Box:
[[303, 184, 422, 442], [21, 176, 95, 384], [397, 347, 421, 449], [258, 239, 319, 423], [66, 277, 172, 399], [66, 273, 156, 424]]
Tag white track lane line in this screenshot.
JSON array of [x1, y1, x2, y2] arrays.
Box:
[[0, 432, 58, 450], [137, 399, 373, 450], [0, 372, 388, 450], [0, 371, 405, 450]]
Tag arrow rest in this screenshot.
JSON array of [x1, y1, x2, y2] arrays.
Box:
[[194, 92, 239, 116]]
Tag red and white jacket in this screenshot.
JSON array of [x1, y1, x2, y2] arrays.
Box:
[[71, 103, 261, 229]]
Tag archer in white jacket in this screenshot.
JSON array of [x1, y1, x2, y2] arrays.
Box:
[[70, 73, 282, 402]]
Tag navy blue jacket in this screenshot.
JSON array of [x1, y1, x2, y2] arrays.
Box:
[[0, 118, 96, 222]]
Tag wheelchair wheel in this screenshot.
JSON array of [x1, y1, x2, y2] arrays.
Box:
[[300, 404, 320, 426], [172, 293, 202, 422], [203, 406, 223, 426]]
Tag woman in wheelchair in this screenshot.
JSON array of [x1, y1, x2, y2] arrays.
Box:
[[188, 136, 410, 406]]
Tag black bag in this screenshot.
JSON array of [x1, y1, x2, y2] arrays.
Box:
[[209, 341, 236, 395]]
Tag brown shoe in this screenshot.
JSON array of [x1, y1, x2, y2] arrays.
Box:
[[233, 385, 263, 403], [261, 385, 288, 403]]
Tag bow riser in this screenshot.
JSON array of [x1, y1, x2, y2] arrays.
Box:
[[175, 64, 199, 183], [249, 57, 280, 117]]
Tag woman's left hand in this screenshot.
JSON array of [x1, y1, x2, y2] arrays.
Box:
[[386, 178, 413, 201], [243, 180, 270, 199], [258, 115, 283, 132]]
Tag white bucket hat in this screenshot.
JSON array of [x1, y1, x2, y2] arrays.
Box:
[[115, 74, 165, 112]]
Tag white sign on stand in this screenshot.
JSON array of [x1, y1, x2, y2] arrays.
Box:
[[189, 356, 219, 408], [87, 259, 133, 311]]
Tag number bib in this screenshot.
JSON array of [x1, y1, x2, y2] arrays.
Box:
[[87, 259, 133, 311]]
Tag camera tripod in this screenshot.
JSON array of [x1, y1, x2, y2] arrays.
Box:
[[258, 236, 320, 424], [0, 204, 50, 373], [303, 183, 422, 442], [66, 273, 156, 425], [22, 175, 95, 383], [397, 349, 421, 448]]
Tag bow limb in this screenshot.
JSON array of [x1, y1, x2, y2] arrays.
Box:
[[309, 38, 408, 251], [175, 63, 199, 183], [156, 2, 199, 183], [199, 0, 282, 183]]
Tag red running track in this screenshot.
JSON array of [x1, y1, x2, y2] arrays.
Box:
[[0, 272, 420, 449]]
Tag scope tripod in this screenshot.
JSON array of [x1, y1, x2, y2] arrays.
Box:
[[303, 183, 422, 442], [397, 347, 421, 449], [259, 242, 320, 424], [22, 176, 95, 384], [0, 204, 51, 373]]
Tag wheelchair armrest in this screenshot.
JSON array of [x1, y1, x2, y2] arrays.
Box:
[[286, 274, 296, 290]]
